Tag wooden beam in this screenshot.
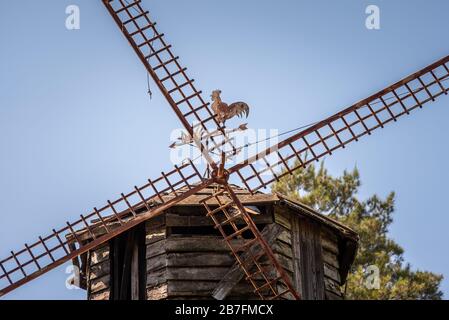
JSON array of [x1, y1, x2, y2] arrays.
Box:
[[131, 242, 139, 300], [167, 194, 278, 206], [112, 238, 121, 300], [165, 212, 273, 227], [291, 214, 302, 297], [212, 223, 284, 300], [119, 232, 135, 300], [292, 217, 325, 300]]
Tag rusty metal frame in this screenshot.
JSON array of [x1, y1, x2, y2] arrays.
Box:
[[200, 185, 300, 300], [0, 162, 208, 297], [102, 0, 238, 167]]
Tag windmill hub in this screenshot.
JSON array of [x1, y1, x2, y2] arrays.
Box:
[[211, 167, 230, 185], [210, 151, 230, 184]]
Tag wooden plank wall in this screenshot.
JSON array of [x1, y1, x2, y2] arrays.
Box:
[[145, 206, 278, 300], [87, 243, 111, 300], [86, 204, 346, 300], [150, 236, 256, 299], [321, 228, 344, 300], [275, 206, 344, 300], [146, 215, 168, 300], [271, 208, 297, 300]]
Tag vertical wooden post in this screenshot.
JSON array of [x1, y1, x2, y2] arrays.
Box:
[[291, 215, 303, 297], [291, 215, 324, 300], [131, 241, 139, 300]]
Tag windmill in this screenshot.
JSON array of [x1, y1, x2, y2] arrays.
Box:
[[0, 0, 448, 300]]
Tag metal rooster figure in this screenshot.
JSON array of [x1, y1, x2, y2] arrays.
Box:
[[170, 90, 250, 151], [211, 90, 250, 126]]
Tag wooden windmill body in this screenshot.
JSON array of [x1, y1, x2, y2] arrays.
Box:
[[1, 0, 448, 300], [72, 184, 357, 300]]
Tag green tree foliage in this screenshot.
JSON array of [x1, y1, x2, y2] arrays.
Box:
[[272, 162, 443, 300]]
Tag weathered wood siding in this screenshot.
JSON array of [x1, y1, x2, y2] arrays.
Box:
[[86, 201, 353, 300], [159, 237, 252, 299], [321, 227, 344, 300], [145, 206, 279, 300], [87, 244, 111, 300], [272, 208, 297, 300], [146, 215, 167, 300], [147, 235, 261, 299]]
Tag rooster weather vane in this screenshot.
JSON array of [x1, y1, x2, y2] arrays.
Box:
[[170, 90, 250, 151], [210, 90, 250, 126]]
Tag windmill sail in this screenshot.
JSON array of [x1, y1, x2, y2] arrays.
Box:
[[0, 162, 208, 297], [229, 55, 449, 192], [102, 0, 237, 164], [2, 54, 448, 299]]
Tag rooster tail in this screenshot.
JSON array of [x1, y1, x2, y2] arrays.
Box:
[[229, 102, 250, 119]]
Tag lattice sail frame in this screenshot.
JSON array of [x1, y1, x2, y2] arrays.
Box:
[[103, 0, 238, 165], [201, 186, 300, 300], [0, 162, 210, 297], [230, 56, 449, 192], [0, 0, 448, 299]]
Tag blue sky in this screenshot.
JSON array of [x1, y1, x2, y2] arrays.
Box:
[[1, 0, 449, 299]]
